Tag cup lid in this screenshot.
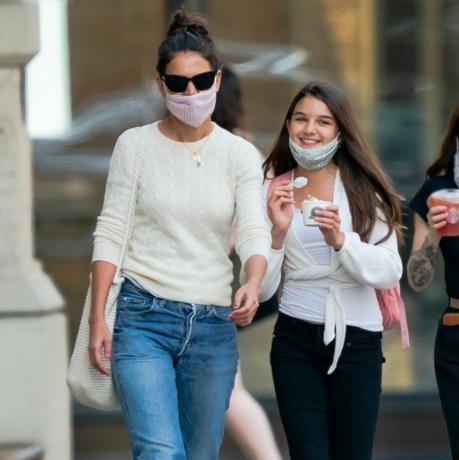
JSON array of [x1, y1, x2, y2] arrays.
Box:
[[301, 198, 333, 205], [431, 188, 459, 203]]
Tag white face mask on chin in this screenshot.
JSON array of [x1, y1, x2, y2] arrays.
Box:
[[163, 83, 217, 128], [289, 133, 340, 171]]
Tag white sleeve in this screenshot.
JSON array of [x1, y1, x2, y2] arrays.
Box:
[[240, 181, 285, 301], [259, 248, 285, 302], [92, 130, 137, 266], [336, 211, 402, 289], [234, 142, 272, 267]]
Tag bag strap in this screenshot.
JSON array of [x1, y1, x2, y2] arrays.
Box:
[[113, 131, 144, 284], [397, 286, 410, 349], [267, 170, 293, 199], [378, 283, 411, 350]]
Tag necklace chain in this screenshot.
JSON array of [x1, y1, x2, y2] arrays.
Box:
[[177, 128, 212, 167]]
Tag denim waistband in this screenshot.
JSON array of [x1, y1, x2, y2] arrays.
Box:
[[122, 277, 149, 294], [120, 277, 230, 309]]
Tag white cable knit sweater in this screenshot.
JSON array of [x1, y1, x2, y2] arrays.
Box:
[[92, 121, 271, 306]]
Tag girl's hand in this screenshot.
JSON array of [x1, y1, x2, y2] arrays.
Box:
[[268, 180, 294, 248], [88, 319, 112, 376], [314, 205, 345, 250], [231, 281, 260, 326]]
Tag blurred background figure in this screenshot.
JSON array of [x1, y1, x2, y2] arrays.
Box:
[[212, 65, 283, 460], [213, 66, 253, 141], [408, 102, 459, 460]]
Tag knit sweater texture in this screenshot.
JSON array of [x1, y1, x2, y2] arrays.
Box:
[[92, 121, 271, 306]]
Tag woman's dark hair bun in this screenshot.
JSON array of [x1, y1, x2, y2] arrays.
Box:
[[167, 7, 210, 38], [156, 7, 220, 76]]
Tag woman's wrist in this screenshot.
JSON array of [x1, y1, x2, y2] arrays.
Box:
[[427, 228, 441, 246], [244, 278, 261, 296], [89, 311, 106, 326], [243, 254, 267, 294], [271, 227, 286, 249]]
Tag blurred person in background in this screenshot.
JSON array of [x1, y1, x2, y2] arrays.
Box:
[[249, 81, 403, 460], [88, 9, 270, 460], [212, 65, 283, 460], [408, 103, 459, 460]]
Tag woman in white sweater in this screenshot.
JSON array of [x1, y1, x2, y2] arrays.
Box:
[[88, 9, 270, 460], [256, 81, 403, 460]]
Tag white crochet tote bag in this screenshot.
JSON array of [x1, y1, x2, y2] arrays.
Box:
[[67, 135, 143, 411]]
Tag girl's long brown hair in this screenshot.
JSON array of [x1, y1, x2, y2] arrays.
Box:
[[263, 81, 403, 244], [426, 103, 459, 178]]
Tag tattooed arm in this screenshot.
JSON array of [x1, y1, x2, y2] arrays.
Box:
[[407, 218, 439, 291], [407, 204, 447, 291]]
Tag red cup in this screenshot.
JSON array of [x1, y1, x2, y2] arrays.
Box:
[[429, 189, 459, 237]]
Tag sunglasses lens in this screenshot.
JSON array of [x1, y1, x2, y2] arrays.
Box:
[[192, 71, 216, 91], [163, 75, 189, 93], [163, 71, 216, 93]]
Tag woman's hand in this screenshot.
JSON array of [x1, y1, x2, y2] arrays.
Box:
[[268, 180, 294, 248], [314, 205, 345, 250], [426, 200, 448, 241], [88, 318, 112, 376], [231, 281, 260, 326]]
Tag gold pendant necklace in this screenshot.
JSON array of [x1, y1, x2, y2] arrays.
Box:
[[166, 118, 214, 167], [192, 151, 202, 167], [174, 124, 213, 167], [189, 133, 211, 167]]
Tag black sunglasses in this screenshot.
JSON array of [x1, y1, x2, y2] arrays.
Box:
[[161, 70, 216, 93]]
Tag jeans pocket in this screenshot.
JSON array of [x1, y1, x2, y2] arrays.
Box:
[[117, 293, 152, 314], [345, 329, 382, 351], [210, 306, 232, 321]]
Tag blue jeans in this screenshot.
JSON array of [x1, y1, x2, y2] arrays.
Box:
[[111, 279, 239, 460]]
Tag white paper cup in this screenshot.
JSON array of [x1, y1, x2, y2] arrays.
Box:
[[301, 200, 334, 226]]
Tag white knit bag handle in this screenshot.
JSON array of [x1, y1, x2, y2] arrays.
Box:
[[67, 130, 144, 411]]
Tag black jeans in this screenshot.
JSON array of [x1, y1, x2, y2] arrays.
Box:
[[435, 307, 459, 460], [270, 312, 383, 460]]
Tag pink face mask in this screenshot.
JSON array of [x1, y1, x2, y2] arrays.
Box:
[[164, 83, 217, 128]]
